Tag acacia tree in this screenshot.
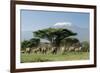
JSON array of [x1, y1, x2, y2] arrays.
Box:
[[53, 29, 77, 48], [21, 38, 40, 51], [61, 38, 79, 47], [21, 40, 30, 51], [28, 38, 40, 48], [33, 28, 77, 48]]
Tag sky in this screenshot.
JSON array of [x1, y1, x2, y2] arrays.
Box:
[[21, 9, 90, 32], [20, 9, 90, 42]]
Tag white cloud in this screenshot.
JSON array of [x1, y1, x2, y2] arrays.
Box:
[[53, 22, 72, 27]]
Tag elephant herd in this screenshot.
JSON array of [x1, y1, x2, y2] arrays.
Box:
[[24, 46, 59, 54], [22, 42, 82, 54]]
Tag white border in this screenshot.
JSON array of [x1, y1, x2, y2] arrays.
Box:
[[16, 5, 94, 69]]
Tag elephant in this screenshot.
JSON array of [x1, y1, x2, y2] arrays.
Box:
[[74, 46, 82, 52], [51, 47, 58, 54], [25, 47, 32, 54]]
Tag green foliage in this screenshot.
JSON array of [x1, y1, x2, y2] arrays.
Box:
[[21, 40, 30, 50], [21, 38, 40, 50], [61, 38, 79, 47], [28, 38, 40, 48], [33, 28, 77, 47]]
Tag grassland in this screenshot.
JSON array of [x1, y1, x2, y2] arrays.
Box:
[[21, 52, 89, 63]]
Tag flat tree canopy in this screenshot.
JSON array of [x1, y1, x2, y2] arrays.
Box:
[[33, 28, 77, 47]]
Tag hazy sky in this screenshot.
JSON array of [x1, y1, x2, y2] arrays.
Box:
[[21, 9, 90, 32]]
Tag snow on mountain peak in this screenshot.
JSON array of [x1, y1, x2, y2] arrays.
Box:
[[53, 22, 72, 27]]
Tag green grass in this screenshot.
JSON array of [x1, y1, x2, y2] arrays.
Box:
[[21, 52, 89, 63]]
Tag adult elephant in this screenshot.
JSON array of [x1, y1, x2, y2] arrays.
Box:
[[37, 43, 51, 54], [51, 47, 58, 54], [25, 47, 31, 53]]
